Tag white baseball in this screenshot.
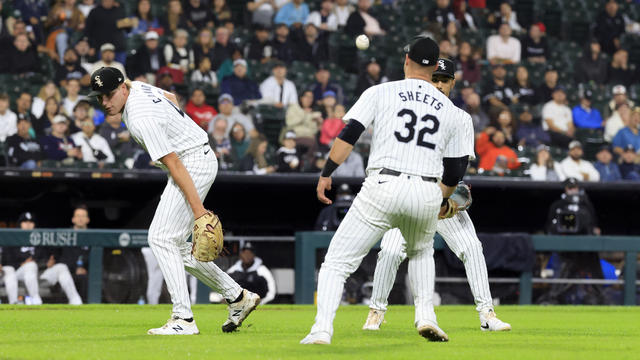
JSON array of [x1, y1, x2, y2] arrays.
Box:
[[355, 34, 370, 50]]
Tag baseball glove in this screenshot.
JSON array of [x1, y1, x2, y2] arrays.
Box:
[[439, 198, 458, 219], [450, 182, 472, 211], [191, 211, 224, 262]]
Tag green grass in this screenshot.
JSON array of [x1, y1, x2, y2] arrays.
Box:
[[1, 305, 639, 360]]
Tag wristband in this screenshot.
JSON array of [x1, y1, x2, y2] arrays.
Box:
[[321, 158, 339, 177], [441, 198, 449, 207]]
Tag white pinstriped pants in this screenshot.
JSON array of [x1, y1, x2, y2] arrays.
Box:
[[310, 171, 441, 336], [370, 211, 493, 313], [147, 144, 242, 319]]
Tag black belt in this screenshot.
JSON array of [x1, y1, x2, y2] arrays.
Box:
[[380, 168, 437, 183]]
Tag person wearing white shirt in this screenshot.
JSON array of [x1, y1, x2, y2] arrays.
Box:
[[0, 94, 18, 142], [226, 242, 276, 305], [333, 0, 354, 27], [208, 94, 257, 139], [560, 141, 600, 182], [542, 87, 575, 148], [71, 120, 115, 163], [486, 23, 521, 64], [306, 0, 338, 32], [259, 62, 298, 108], [62, 79, 87, 118], [529, 145, 565, 181], [498, 2, 521, 33], [91, 43, 127, 78]]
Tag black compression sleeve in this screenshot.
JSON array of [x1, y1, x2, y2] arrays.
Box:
[[321, 158, 339, 177], [337, 119, 365, 145], [442, 156, 469, 186]]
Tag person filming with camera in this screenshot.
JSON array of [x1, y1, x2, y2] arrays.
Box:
[[71, 119, 115, 166]]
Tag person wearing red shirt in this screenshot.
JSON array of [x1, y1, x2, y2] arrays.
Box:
[[476, 128, 520, 173], [185, 88, 217, 130], [319, 104, 346, 149]]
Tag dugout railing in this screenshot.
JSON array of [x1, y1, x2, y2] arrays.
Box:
[[0, 229, 638, 305]]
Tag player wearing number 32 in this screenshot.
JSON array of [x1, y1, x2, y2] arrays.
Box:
[[364, 58, 511, 334], [301, 37, 475, 345], [89, 67, 260, 335]]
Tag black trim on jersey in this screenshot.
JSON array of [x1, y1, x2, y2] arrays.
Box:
[[442, 156, 469, 186], [337, 119, 365, 145]]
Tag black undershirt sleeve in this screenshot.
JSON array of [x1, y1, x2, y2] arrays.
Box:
[[336, 119, 365, 145], [442, 156, 469, 186]]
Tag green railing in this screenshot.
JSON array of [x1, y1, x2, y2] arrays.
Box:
[[294, 232, 640, 305]]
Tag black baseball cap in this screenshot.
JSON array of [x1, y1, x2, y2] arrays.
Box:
[[18, 212, 35, 223], [563, 177, 579, 188], [88, 67, 125, 97], [404, 36, 439, 67], [433, 58, 456, 79], [241, 242, 255, 252]]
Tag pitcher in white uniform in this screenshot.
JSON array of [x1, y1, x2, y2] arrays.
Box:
[[88, 67, 260, 335], [301, 37, 475, 345], [363, 59, 511, 333]]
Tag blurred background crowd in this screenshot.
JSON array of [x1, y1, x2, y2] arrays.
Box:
[[0, 0, 640, 182]]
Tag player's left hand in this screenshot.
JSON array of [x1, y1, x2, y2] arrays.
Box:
[[439, 198, 458, 219], [317, 176, 333, 205]]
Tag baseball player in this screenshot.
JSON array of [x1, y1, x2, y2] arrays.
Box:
[[88, 67, 260, 335], [301, 37, 475, 345], [363, 59, 511, 332], [141, 247, 198, 305]]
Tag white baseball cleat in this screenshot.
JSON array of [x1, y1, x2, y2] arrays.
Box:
[[148, 316, 200, 335], [362, 309, 386, 330], [222, 289, 261, 333], [300, 331, 331, 345], [479, 309, 511, 331], [416, 321, 449, 342]]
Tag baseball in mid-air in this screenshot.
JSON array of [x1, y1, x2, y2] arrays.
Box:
[[355, 34, 370, 50]]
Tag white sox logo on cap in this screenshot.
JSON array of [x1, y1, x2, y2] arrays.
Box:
[[422, 59, 429, 65], [95, 75, 104, 87], [438, 59, 446, 70]]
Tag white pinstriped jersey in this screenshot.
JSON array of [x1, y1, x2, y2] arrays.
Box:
[[122, 81, 208, 162], [344, 79, 475, 178]]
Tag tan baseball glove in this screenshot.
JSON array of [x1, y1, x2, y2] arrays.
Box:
[[191, 211, 224, 262], [439, 198, 459, 219], [439, 183, 472, 219]]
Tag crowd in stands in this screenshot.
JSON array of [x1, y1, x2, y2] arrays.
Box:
[[0, 0, 639, 182]]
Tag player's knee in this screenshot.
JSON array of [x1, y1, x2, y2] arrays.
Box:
[[52, 263, 71, 274], [320, 260, 356, 278], [378, 247, 405, 266], [23, 261, 38, 273]]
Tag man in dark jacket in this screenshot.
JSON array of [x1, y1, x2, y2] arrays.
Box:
[[5, 117, 42, 169], [594, 0, 626, 55], [84, 0, 129, 64], [126, 31, 166, 82], [220, 59, 261, 105], [575, 40, 608, 85]]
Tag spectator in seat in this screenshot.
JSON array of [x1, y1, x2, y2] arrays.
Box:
[[227, 242, 276, 305], [212, 27, 238, 71], [309, 65, 344, 105], [529, 145, 564, 181], [576, 39, 608, 85], [98, 113, 136, 162], [220, 59, 262, 106], [259, 61, 298, 108], [127, 31, 165, 84], [542, 87, 575, 149], [292, 23, 329, 64], [612, 107, 640, 156], [209, 117, 233, 169], [496, 1, 521, 33], [319, 104, 346, 149], [333, 0, 354, 28], [84, 0, 129, 65], [455, 41, 481, 84], [193, 28, 215, 73], [245, 24, 274, 63], [319, 90, 337, 120], [271, 23, 295, 64], [464, 92, 490, 133], [213, 0, 232, 32], [476, 128, 521, 174], [274, 0, 310, 28], [164, 29, 194, 75], [521, 23, 547, 64], [15, 92, 39, 129], [593, 0, 625, 56], [190, 57, 218, 88], [91, 43, 127, 78], [71, 119, 115, 165], [5, 117, 42, 169], [607, 49, 633, 87], [486, 23, 520, 65], [73, 36, 95, 74], [516, 105, 550, 148], [238, 134, 275, 174], [55, 49, 90, 88], [0, 93, 17, 142], [482, 64, 514, 120], [619, 145, 640, 181], [229, 122, 250, 166], [40, 115, 82, 163], [285, 90, 322, 159], [160, 0, 188, 35], [62, 79, 86, 117], [8, 34, 39, 76], [594, 146, 621, 182], [184, 0, 214, 31], [276, 130, 302, 172], [34, 96, 60, 136], [493, 109, 517, 148], [536, 67, 558, 105], [560, 141, 600, 182], [605, 84, 635, 121], [69, 100, 93, 133], [605, 102, 632, 143], [511, 66, 536, 106], [185, 88, 218, 130], [31, 82, 62, 120], [345, 0, 385, 37], [209, 94, 256, 139], [427, 0, 456, 31], [355, 58, 388, 98], [128, 0, 161, 37], [306, 0, 338, 32], [572, 90, 603, 130], [246, 0, 278, 27]]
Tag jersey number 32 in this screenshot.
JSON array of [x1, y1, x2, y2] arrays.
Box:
[[394, 108, 439, 149]]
